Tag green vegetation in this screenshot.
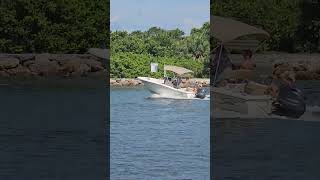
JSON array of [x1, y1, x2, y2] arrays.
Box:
[[2, 0, 319, 78], [111, 23, 210, 78], [0, 0, 109, 53], [111, 53, 204, 78], [211, 0, 320, 52]]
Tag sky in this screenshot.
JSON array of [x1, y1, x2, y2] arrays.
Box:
[[111, 0, 209, 34]]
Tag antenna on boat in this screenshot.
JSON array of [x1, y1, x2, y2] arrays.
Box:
[[212, 44, 224, 85]]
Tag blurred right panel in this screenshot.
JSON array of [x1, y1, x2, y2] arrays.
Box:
[[210, 0, 320, 179]]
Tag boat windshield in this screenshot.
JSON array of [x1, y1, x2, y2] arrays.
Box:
[[164, 76, 182, 89]]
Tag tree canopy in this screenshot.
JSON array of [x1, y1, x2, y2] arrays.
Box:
[[110, 23, 210, 78], [211, 0, 320, 52], [0, 0, 109, 53]]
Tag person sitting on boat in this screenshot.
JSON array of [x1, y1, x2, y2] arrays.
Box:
[[240, 50, 256, 70], [268, 71, 296, 97], [164, 76, 169, 84], [270, 73, 306, 118], [172, 77, 182, 88]]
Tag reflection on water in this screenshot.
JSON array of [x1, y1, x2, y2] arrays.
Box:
[[111, 87, 209, 180]]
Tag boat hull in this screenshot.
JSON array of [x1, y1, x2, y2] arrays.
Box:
[[211, 85, 272, 117], [138, 77, 196, 99]]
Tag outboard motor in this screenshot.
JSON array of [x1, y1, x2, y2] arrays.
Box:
[[195, 88, 206, 99], [272, 85, 306, 119]]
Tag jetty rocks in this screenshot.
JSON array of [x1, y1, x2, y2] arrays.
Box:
[[110, 78, 210, 87], [0, 48, 108, 79], [225, 53, 320, 81], [272, 61, 320, 80], [110, 79, 144, 87]]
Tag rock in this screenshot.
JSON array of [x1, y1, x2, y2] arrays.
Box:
[[61, 60, 81, 73], [15, 54, 35, 63], [23, 60, 35, 67], [292, 64, 308, 72], [35, 53, 50, 62], [126, 79, 132, 86], [131, 80, 139, 86], [65, 62, 91, 77], [28, 60, 60, 76], [279, 71, 296, 81], [78, 64, 91, 76], [80, 58, 104, 72], [128, 79, 143, 86], [110, 79, 116, 84], [0, 57, 19, 69], [310, 64, 320, 74], [6, 65, 32, 76], [136, 80, 143, 85], [88, 48, 109, 59], [109, 79, 144, 86], [121, 79, 129, 86], [59, 58, 105, 76], [273, 67, 294, 79], [295, 71, 316, 80], [27, 53, 62, 76]]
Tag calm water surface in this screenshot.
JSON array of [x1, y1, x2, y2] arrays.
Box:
[[0, 83, 107, 180], [111, 87, 210, 180]]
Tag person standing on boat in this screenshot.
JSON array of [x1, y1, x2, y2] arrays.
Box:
[[240, 50, 256, 70]]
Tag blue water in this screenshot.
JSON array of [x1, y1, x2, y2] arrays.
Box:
[[0, 83, 108, 180], [111, 87, 210, 180]]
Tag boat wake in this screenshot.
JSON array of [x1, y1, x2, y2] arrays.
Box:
[[146, 94, 210, 101]]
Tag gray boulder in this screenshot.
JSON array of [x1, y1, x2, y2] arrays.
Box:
[[88, 48, 109, 59], [28, 60, 60, 76], [0, 57, 19, 69]]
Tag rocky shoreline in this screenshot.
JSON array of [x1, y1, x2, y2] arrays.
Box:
[[0, 51, 319, 83], [110, 78, 210, 87], [224, 53, 320, 80], [0, 48, 108, 79], [272, 61, 320, 80]]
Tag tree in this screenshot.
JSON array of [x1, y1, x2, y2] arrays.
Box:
[[0, 0, 109, 53], [110, 23, 210, 78]]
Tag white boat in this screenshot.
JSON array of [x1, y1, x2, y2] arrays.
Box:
[[138, 65, 206, 99], [211, 16, 305, 119], [212, 84, 272, 118], [210, 16, 272, 117], [137, 77, 196, 99]]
